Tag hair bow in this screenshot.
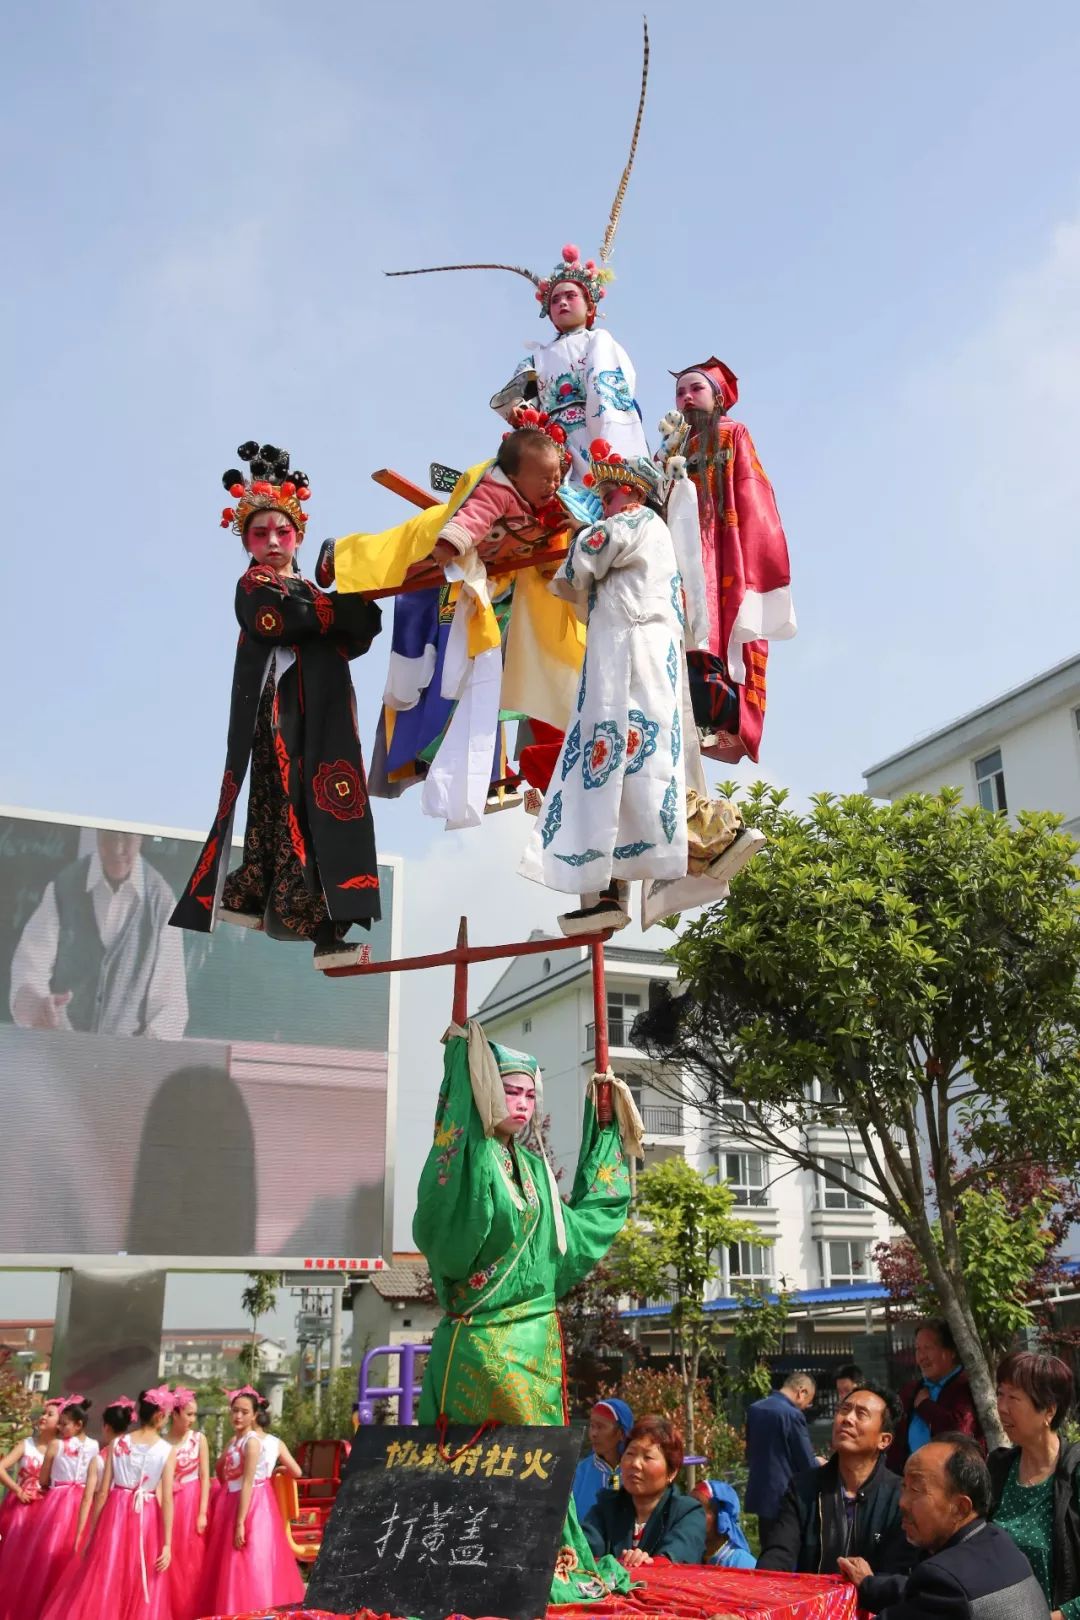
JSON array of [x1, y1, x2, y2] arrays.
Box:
[[226, 1384, 263, 1406], [171, 1386, 197, 1411]]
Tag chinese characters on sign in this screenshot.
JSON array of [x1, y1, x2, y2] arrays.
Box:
[[381, 1438, 554, 1481]]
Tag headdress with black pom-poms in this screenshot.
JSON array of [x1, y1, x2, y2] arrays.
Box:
[[219, 439, 312, 536]]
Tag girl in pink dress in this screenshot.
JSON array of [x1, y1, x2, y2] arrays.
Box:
[[41, 1386, 177, 1620], [166, 1385, 211, 1620], [0, 1396, 62, 1589], [74, 1396, 138, 1548], [1, 1396, 100, 1620], [197, 1385, 304, 1614]]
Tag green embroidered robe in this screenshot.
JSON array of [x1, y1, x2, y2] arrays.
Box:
[[413, 1030, 633, 1601]]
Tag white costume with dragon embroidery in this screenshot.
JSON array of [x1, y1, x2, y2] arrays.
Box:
[[491, 328, 648, 482], [519, 506, 704, 891]]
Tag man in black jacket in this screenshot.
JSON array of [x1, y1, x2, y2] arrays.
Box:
[[847, 1434, 1050, 1620], [759, 1382, 913, 1577]]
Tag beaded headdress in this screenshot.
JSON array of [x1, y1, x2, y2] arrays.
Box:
[[385, 20, 649, 326], [220, 441, 311, 537], [583, 438, 660, 498]]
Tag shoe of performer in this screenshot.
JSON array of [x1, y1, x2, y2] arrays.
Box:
[[314, 538, 336, 589], [485, 787, 523, 814], [216, 907, 265, 930], [312, 921, 366, 971], [705, 825, 766, 884], [558, 884, 631, 938]]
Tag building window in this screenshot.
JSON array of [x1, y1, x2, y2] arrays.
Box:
[[721, 1150, 769, 1206], [819, 1157, 867, 1210], [522, 1018, 532, 1034], [821, 1239, 871, 1286], [974, 748, 1007, 813], [607, 990, 641, 1046], [728, 1240, 774, 1283]]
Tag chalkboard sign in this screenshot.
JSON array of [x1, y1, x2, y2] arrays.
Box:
[[305, 1423, 584, 1620]]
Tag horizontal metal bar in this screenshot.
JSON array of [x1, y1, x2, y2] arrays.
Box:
[[323, 930, 611, 979]]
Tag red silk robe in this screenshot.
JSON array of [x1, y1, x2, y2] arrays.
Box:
[[686, 417, 794, 764]]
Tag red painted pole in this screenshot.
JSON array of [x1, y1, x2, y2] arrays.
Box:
[[321, 926, 611, 978], [590, 938, 613, 1125], [452, 916, 469, 1026]]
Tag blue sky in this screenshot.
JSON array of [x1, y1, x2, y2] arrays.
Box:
[[5, 0, 1080, 1346]]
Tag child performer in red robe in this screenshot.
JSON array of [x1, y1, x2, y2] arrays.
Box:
[[658, 361, 796, 764]]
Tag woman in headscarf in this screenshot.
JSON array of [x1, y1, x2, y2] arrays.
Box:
[[691, 1478, 757, 1568], [572, 1399, 634, 1522]]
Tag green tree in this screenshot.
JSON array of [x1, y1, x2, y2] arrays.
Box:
[[0, 1350, 35, 1454], [602, 1364, 744, 1479], [634, 786, 1080, 1449], [727, 1282, 792, 1403], [558, 1260, 642, 1410], [239, 1272, 280, 1381], [608, 1156, 766, 1457]]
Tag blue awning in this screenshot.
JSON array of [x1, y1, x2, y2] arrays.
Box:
[[621, 1281, 888, 1320]]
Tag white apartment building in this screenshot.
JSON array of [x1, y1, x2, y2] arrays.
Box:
[[864, 652, 1080, 832], [476, 941, 897, 1323]]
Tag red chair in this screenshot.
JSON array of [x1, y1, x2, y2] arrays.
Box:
[[295, 1439, 351, 1532]]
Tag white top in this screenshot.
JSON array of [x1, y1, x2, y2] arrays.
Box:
[[52, 1435, 100, 1485], [258, 1433, 281, 1480], [110, 1435, 171, 1491], [9, 853, 188, 1037]]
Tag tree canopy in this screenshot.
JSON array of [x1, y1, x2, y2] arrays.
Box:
[[634, 785, 1080, 1446]]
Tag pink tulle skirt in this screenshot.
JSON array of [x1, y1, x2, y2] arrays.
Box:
[[0, 1478, 86, 1620], [196, 1481, 304, 1614], [0, 1487, 46, 1598], [168, 1478, 209, 1620], [40, 1487, 172, 1620]]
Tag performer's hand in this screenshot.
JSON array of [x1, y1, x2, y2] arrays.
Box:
[[235, 1521, 246, 1550], [837, 1557, 873, 1586], [620, 1549, 653, 1568], [432, 540, 457, 565], [23, 989, 73, 1030], [508, 402, 528, 427], [156, 1546, 172, 1573], [196, 1512, 207, 1534]]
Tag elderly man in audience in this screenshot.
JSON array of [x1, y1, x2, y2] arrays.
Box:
[[759, 1381, 913, 1577], [844, 1433, 1050, 1620]]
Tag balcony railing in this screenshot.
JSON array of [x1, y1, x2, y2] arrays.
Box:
[[641, 1103, 684, 1138], [585, 1016, 637, 1050]]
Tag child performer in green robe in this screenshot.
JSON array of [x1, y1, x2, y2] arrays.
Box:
[[413, 1023, 642, 1603]]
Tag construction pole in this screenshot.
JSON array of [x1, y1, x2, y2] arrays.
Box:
[[329, 1286, 343, 1381]]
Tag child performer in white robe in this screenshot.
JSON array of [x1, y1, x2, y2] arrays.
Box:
[[521, 442, 765, 934]]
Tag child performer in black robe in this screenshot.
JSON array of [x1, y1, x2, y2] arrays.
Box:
[[171, 441, 382, 969]]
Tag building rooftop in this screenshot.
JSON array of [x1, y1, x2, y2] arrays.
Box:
[[370, 1261, 432, 1303], [865, 652, 1080, 798]]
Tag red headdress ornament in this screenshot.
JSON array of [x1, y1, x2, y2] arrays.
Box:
[[672, 358, 739, 413], [219, 441, 312, 536]]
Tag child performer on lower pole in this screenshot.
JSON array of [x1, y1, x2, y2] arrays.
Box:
[[166, 1386, 211, 1620], [42, 1385, 177, 1620], [196, 1385, 304, 1615]]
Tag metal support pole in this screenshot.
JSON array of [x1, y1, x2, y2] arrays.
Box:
[[590, 938, 613, 1124], [313, 1337, 323, 1414], [329, 1286, 343, 1380], [452, 916, 469, 1026]]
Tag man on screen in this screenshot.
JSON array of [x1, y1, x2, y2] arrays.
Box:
[[9, 829, 188, 1038]]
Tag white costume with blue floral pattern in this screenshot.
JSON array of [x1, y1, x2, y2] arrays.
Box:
[[491, 328, 648, 482], [519, 506, 702, 892]]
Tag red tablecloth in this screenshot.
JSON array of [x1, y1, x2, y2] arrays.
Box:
[[199, 1563, 859, 1620]]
